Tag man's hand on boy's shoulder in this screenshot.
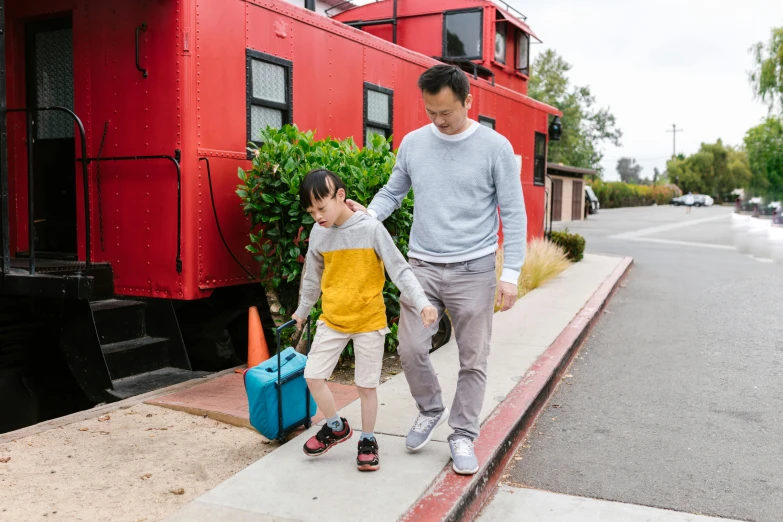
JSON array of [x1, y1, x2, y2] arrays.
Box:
[[345, 199, 367, 213], [420, 305, 437, 327], [292, 312, 306, 329]]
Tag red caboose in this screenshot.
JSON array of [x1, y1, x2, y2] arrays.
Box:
[[0, 0, 559, 431]]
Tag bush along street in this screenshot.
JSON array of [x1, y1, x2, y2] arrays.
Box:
[[589, 179, 682, 209], [550, 229, 586, 262]]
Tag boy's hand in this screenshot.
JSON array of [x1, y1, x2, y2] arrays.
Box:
[[345, 199, 367, 213], [292, 313, 305, 329], [420, 306, 437, 327]]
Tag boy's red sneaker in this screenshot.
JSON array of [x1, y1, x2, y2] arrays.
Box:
[[303, 418, 352, 457], [357, 437, 380, 472]]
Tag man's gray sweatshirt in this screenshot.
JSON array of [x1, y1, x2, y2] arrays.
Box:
[[368, 120, 527, 284]]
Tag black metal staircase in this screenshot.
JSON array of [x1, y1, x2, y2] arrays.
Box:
[[84, 297, 208, 401]]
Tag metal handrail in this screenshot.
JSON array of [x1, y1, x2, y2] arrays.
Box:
[[77, 151, 183, 273], [2, 111, 183, 276], [325, 0, 368, 18], [493, 1, 527, 21], [3, 106, 90, 275]]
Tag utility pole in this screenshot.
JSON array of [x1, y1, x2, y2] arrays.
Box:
[[666, 124, 684, 158]]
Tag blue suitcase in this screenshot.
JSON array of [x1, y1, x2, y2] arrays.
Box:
[[244, 318, 316, 442]]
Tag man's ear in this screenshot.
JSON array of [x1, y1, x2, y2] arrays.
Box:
[[336, 187, 346, 202]]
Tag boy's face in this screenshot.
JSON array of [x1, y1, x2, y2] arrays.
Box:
[[423, 86, 473, 136], [307, 188, 346, 228]]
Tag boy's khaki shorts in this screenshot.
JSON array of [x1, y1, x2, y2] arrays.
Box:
[[304, 320, 390, 388]]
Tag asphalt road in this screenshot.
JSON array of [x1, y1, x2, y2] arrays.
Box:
[[492, 205, 783, 522]]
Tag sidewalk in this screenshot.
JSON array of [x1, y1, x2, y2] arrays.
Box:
[[168, 253, 632, 522]]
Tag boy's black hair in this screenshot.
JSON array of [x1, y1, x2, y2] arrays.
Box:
[[299, 169, 347, 210], [417, 65, 470, 105]]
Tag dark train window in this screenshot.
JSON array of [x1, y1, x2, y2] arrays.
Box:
[[534, 132, 546, 186], [364, 83, 393, 146], [246, 49, 292, 148], [443, 9, 483, 60]]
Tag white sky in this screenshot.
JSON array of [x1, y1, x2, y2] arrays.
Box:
[[506, 0, 783, 180]]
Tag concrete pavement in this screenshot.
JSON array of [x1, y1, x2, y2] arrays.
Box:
[[478, 486, 745, 522], [167, 253, 631, 522]]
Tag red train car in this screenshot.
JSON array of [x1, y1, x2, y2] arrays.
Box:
[[0, 0, 559, 431]]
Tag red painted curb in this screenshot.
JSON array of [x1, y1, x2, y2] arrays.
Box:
[[400, 256, 634, 522]]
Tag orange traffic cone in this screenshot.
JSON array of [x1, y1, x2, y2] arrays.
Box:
[[236, 306, 270, 373]]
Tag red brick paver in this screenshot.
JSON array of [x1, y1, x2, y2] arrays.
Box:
[[146, 371, 359, 433]]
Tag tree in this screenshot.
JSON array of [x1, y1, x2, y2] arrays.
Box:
[[616, 157, 643, 184], [653, 167, 661, 186], [744, 118, 783, 199], [528, 50, 622, 172], [749, 25, 783, 114], [665, 140, 751, 200]]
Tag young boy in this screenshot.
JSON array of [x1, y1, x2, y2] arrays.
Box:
[[292, 169, 436, 472]]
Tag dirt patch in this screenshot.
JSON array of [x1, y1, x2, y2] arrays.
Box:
[[329, 352, 403, 385], [0, 403, 274, 522]]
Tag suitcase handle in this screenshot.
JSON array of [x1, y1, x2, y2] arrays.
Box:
[[265, 352, 297, 372], [275, 318, 312, 355]]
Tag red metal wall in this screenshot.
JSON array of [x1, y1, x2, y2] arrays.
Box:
[[194, 0, 556, 294], [335, 0, 531, 95], [4, 0, 557, 301], [5, 0, 189, 298]]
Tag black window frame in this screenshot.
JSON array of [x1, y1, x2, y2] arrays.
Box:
[[478, 115, 496, 130], [534, 132, 546, 186], [363, 82, 394, 147], [442, 8, 484, 61], [516, 30, 530, 76], [246, 49, 293, 154]]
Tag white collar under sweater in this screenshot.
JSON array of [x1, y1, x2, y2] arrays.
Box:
[[428, 119, 479, 142]]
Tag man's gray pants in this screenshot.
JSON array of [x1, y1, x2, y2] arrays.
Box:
[[398, 253, 496, 440]]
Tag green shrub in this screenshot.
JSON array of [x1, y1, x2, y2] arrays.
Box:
[[549, 229, 586, 262], [236, 125, 410, 352]]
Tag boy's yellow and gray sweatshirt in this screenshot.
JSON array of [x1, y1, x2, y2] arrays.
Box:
[[294, 212, 431, 334]]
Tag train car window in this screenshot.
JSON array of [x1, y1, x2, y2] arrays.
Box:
[[534, 132, 546, 186], [479, 116, 496, 130], [494, 22, 507, 64], [364, 83, 393, 146], [516, 31, 530, 76], [443, 9, 483, 60], [246, 49, 293, 148]]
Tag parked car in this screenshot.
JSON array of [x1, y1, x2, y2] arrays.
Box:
[[671, 194, 714, 206], [585, 186, 600, 215], [693, 195, 714, 207]]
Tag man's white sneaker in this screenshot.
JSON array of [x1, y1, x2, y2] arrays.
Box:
[[449, 436, 479, 475], [405, 407, 448, 451]]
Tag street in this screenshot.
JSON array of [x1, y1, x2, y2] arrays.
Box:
[[480, 205, 783, 522]]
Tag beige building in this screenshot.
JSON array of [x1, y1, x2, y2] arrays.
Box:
[[545, 163, 596, 228]]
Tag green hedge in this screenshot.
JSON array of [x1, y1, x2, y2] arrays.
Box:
[[590, 180, 682, 209], [236, 125, 410, 352], [550, 229, 585, 262]]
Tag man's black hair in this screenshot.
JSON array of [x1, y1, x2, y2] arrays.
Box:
[[417, 65, 470, 105], [299, 169, 347, 209]]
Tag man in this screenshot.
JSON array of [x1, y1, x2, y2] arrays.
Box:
[[347, 65, 526, 475]]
